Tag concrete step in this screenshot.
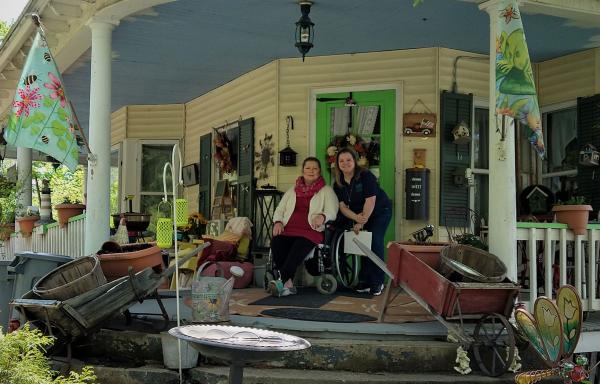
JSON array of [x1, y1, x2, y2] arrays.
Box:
[[190, 367, 524, 384], [77, 329, 461, 373]]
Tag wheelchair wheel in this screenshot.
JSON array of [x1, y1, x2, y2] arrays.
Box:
[[315, 274, 337, 295], [332, 231, 360, 288]]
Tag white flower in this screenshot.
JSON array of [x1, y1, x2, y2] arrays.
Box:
[[347, 135, 356, 145], [327, 146, 337, 156]]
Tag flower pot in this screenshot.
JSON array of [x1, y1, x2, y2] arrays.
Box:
[[16, 216, 39, 237], [0, 223, 15, 241], [96, 242, 165, 282], [552, 204, 593, 235], [55, 203, 85, 227]]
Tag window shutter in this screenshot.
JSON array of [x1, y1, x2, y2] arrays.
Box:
[[236, 118, 255, 218], [439, 91, 473, 227], [198, 133, 212, 219], [576, 94, 600, 216]]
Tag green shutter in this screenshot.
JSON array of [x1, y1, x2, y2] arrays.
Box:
[[576, 94, 600, 216], [236, 118, 255, 218], [198, 133, 212, 219], [439, 91, 473, 227]]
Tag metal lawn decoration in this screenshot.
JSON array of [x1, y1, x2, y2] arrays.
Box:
[[514, 285, 598, 383], [3, 14, 90, 171], [495, 0, 545, 158]]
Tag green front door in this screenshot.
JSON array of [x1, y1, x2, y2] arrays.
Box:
[[316, 89, 396, 253]]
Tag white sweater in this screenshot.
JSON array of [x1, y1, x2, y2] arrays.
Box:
[[272, 185, 339, 232]]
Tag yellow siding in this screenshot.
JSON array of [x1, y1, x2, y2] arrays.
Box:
[[538, 49, 597, 106], [184, 62, 278, 212], [278, 48, 440, 240], [126, 104, 185, 139], [111, 106, 127, 145]]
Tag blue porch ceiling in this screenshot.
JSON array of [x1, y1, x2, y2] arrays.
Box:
[[61, 0, 600, 134]]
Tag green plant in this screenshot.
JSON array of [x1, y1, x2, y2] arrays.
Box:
[[60, 197, 82, 205], [454, 233, 488, 251], [556, 196, 588, 205], [0, 325, 97, 384]]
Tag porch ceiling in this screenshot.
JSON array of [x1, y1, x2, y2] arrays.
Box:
[[1, 0, 600, 137]]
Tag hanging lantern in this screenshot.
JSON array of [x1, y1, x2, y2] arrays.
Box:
[[294, 1, 314, 62], [279, 116, 297, 166]]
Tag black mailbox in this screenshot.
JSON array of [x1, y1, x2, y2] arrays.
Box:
[[405, 168, 429, 220]]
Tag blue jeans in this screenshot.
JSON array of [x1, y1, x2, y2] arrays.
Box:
[[360, 206, 392, 287]]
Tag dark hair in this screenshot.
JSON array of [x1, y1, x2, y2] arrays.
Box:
[[302, 156, 322, 171], [333, 147, 364, 187]]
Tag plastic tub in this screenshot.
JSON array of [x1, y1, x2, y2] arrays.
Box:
[[161, 332, 199, 369]]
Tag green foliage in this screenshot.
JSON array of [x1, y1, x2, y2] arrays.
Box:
[[556, 196, 588, 205], [0, 325, 97, 384], [0, 21, 9, 39], [454, 233, 488, 251]]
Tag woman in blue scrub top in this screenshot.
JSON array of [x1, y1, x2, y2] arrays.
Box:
[[333, 147, 392, 296]]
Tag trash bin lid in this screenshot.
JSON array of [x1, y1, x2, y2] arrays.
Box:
[[14, 252, 73, 264]]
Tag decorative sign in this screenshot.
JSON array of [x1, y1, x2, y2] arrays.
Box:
[[403, 113, 436, 137], [405, 168, 429, 220], [182, 163, 199, 186]]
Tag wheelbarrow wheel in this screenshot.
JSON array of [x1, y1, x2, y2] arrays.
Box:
[[316, 274, 337, 295], [472, 313, 516, 377]]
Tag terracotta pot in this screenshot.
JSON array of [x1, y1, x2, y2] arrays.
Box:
[[552, 204, 593, 235], [55, 203, 86, 227], [97, 242, 165, 282], [16, 216, 40, 237], [0, 223, 15, 241]]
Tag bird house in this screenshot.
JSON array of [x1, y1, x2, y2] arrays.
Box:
[[452, 121, 471, 145], [579, 143, 599, 166], [279, 146, 297, 167]]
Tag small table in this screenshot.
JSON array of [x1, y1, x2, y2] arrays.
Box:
[[169, 324, 311, 384]]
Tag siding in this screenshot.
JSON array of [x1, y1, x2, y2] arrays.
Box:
[[184, 62, 278, 213], [126, 104, 185, 139], [538, 49, 598, 106], [278, 48, 438, 240], [111, 106, 127, 145]]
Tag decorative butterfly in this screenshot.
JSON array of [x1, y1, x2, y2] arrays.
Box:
[[514, 285, 597, 384], [500, 4, 520, 24]]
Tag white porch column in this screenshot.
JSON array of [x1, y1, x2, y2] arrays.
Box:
[[84, 20, 118, 255], [480, 0, 518, 281], [16, 147, 32, 219]]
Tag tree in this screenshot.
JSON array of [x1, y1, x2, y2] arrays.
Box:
[[0, 20, 10, 40]]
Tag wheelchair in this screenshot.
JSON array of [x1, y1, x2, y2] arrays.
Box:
[[264, 222, 360, 294]]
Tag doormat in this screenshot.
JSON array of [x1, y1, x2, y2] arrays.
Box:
[[249, 287, 334, 309], [261, 308, 376, 323]]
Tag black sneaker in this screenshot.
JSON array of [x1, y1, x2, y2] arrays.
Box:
[[354, 282, 371, 293], [369, 284, 384, 296]]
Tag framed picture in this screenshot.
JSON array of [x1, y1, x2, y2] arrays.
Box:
[[182, 163, 199, 187]]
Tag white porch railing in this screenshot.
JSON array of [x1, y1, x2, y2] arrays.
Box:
[[516, 222, 600, 312], [1, 214, 86, 260]]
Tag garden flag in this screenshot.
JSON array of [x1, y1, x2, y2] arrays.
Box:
[[495, 0, 545, 158], [3, 28, 81, 171]]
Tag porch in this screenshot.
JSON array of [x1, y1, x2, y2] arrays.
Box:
[[4, 216, 600, 307]]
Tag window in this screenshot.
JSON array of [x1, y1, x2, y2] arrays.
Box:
[[541, 107, 577, 195], [138, 141, 176, 214], [470, 107, 489, 225]]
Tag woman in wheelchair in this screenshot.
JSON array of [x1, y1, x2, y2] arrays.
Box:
[[333, 148, 392, 296], [269, 157, 339, 297]]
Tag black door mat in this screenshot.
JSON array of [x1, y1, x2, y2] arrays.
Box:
[[261, 308, 377, 323], [249, 287, 334, 308]]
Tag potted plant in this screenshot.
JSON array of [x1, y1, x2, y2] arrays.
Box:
[[552, 196, 593, 235], [16, 206, 40, 237], [55, 197, 86, 227]]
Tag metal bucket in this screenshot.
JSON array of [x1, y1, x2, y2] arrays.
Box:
[[439, 244, 507, 283]]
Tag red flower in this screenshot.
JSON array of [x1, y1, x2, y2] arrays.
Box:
[[13, 85, 42, 117]]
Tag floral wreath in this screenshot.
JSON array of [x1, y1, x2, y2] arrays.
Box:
[[214, 131, 234, 174], [326, 133, 373, 169]]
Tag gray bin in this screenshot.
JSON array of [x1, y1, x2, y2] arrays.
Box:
[[0, 260, 16, 331], [7, 252, 72, 323]]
